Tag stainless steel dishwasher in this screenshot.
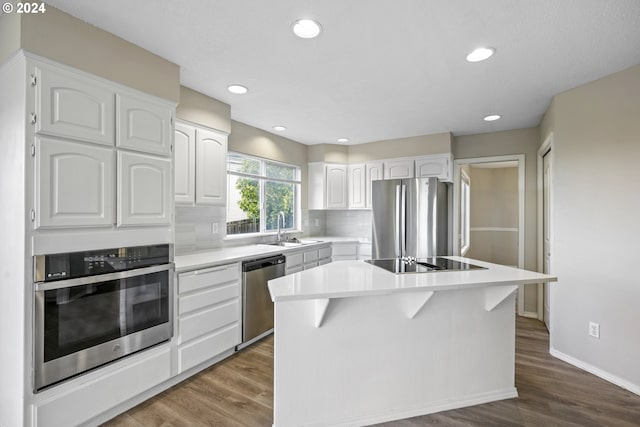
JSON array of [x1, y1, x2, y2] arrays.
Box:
[[239, 254, 286, 349]]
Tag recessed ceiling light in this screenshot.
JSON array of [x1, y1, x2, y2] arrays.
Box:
[[292, 19, 322, 39], [466, 47, 495, 62], [227, 84, 248, 94], [337, 138, 349, 143], [483, 114, 501, 122], [273, 126, 287, 132]]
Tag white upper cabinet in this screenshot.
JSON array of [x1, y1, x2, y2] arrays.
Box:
[[415, 154, 453, 182], [326, 164, 348, 209], [116, 93, 173, 156], [195, 127, 228, 206], [384, 159, 414, 179], [348, 164, 366, 209], [174, 122, 196, 205], [35, 63, 115, 146], [365, 161, 384, 208], [35, 137, 115, 229], [117, 151, 171, 226]]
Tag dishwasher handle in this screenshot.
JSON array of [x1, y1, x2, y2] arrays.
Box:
[[242, 254, 286, 273]]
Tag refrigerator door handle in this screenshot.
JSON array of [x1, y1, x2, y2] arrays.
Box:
[[395, 184, 402, 257], [400, 183, 407, 258]]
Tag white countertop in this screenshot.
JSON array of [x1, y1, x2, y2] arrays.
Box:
[[267, 256, 557, 302], [174, 237, 340, 272]]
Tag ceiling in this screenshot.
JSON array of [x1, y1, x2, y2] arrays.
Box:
[[45, 0, 640, 146]]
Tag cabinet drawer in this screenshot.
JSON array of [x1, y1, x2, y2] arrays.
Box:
[[179, 283, 239, 315], [332, 243, 358, 256], [179, 300, 239, 344], [318, 258, 331, 266], [304, 262, 318, 270], [34, 346, 171, 427], [358, 243, 372, 257], [178, 324, 240, 373], [286, 265, 304, 275], [318, 246, 332, 260], [303, 250, 318, 263], [179, 264, 239, 295], [286, 252, 303, 268], [332, 255, 357, 261]]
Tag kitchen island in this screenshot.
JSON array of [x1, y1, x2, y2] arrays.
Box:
[[268, 257, 556, 427]]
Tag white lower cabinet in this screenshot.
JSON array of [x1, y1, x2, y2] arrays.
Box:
[[331, 242, 359, 261], [358, 242, 372, 260], [35, 137, 115, 229], [285, 251, 304, 275], [176, 263, 241, 374], [117, 151, 171, 226], [33, 345, 171, 427]]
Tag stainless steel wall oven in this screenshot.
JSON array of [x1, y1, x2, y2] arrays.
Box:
[[33, 244, 173, 391]]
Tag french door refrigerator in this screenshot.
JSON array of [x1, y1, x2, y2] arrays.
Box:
[[371, 177, 449, 259]]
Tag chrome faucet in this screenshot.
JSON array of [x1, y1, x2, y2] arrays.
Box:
[[277, 211, 286, 242]]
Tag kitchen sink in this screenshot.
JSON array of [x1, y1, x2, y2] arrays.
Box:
[[266, 238, 322, 247]]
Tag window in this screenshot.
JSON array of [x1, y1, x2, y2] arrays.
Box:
[[226, 152, 300, 236], [460, 169, 471, 255]]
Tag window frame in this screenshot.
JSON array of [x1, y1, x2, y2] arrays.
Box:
[[226, 152, 301, 238]]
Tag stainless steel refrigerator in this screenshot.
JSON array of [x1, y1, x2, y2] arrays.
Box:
[[371, 177, 449, 259]]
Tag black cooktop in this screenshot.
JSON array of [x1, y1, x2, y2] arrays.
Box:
[[364, 257, 486, 274]]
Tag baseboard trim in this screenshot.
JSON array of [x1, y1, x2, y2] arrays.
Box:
[[320, 388, 518, 427], [550, 347, 640, 396], [519, 311, 539, 319]]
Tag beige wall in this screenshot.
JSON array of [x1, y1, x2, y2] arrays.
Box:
[[229, 120, 309, 209], [177, 86, 231, 133], [18, 5, 179, 102], [546, 64, 640, 389], [453, 127, 539, 313], [348, 132, 452, 162], [0, 7, 21, 64], [307, 144, 348, 163]]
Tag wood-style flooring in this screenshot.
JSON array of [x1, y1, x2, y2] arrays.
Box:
[[103, 317, 640, 426]]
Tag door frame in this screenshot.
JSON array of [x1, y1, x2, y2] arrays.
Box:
[[537, 133, 554, 322], [453, 154, 526, 315]]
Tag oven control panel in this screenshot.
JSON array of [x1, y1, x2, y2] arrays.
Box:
[[35, 244, 170, 282]]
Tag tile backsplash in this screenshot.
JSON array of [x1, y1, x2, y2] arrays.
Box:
[[175, 206, 371, 254]]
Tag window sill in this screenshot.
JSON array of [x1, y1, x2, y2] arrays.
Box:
[[223, 230, 303, 242]]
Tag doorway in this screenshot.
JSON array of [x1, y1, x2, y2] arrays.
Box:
[[453, 155, 526, 315]]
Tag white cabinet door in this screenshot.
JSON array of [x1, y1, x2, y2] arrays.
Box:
[[326, 164, 347, 209], [365, 161, 384, 208], [384, 159, 414, 179], [196, 128, 227, 206], [117, 151, 171, 226], [348, 164, 366, 209], [35, 63, 115, 146], [35, 137, 115, 229], [116, 93, 173, 156], [174, 122, 196, 205], [415, 154, 452, 182]]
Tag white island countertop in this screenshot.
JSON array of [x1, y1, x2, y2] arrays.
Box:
[[268, 256, 556, 302]]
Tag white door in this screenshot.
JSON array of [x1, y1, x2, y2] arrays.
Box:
[[174, 122, 196, 205], [543, 150, 552, 330], [35, 137, 115, 228], [348, 164, 366, 209], [365, 161, 383, 208], [116, 93, 173, 156], [326, 165, 347, 209], [35, 63, 115, 146], [117, 151, 171, 226], [195, 128, 227, 206]]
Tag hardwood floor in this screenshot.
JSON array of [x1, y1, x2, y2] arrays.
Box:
[[103, 317, 640, 426]]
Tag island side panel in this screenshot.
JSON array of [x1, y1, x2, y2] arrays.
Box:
[[273, 288, 517, 427]]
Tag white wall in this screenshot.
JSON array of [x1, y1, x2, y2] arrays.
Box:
[[543, 64, 640, 393]]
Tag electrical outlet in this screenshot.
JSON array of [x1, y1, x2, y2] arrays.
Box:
[[211, 223, 219, 234], [589, 321, 600, 339]]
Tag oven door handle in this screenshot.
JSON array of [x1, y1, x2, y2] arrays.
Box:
[[34, 263, 174, 292]]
